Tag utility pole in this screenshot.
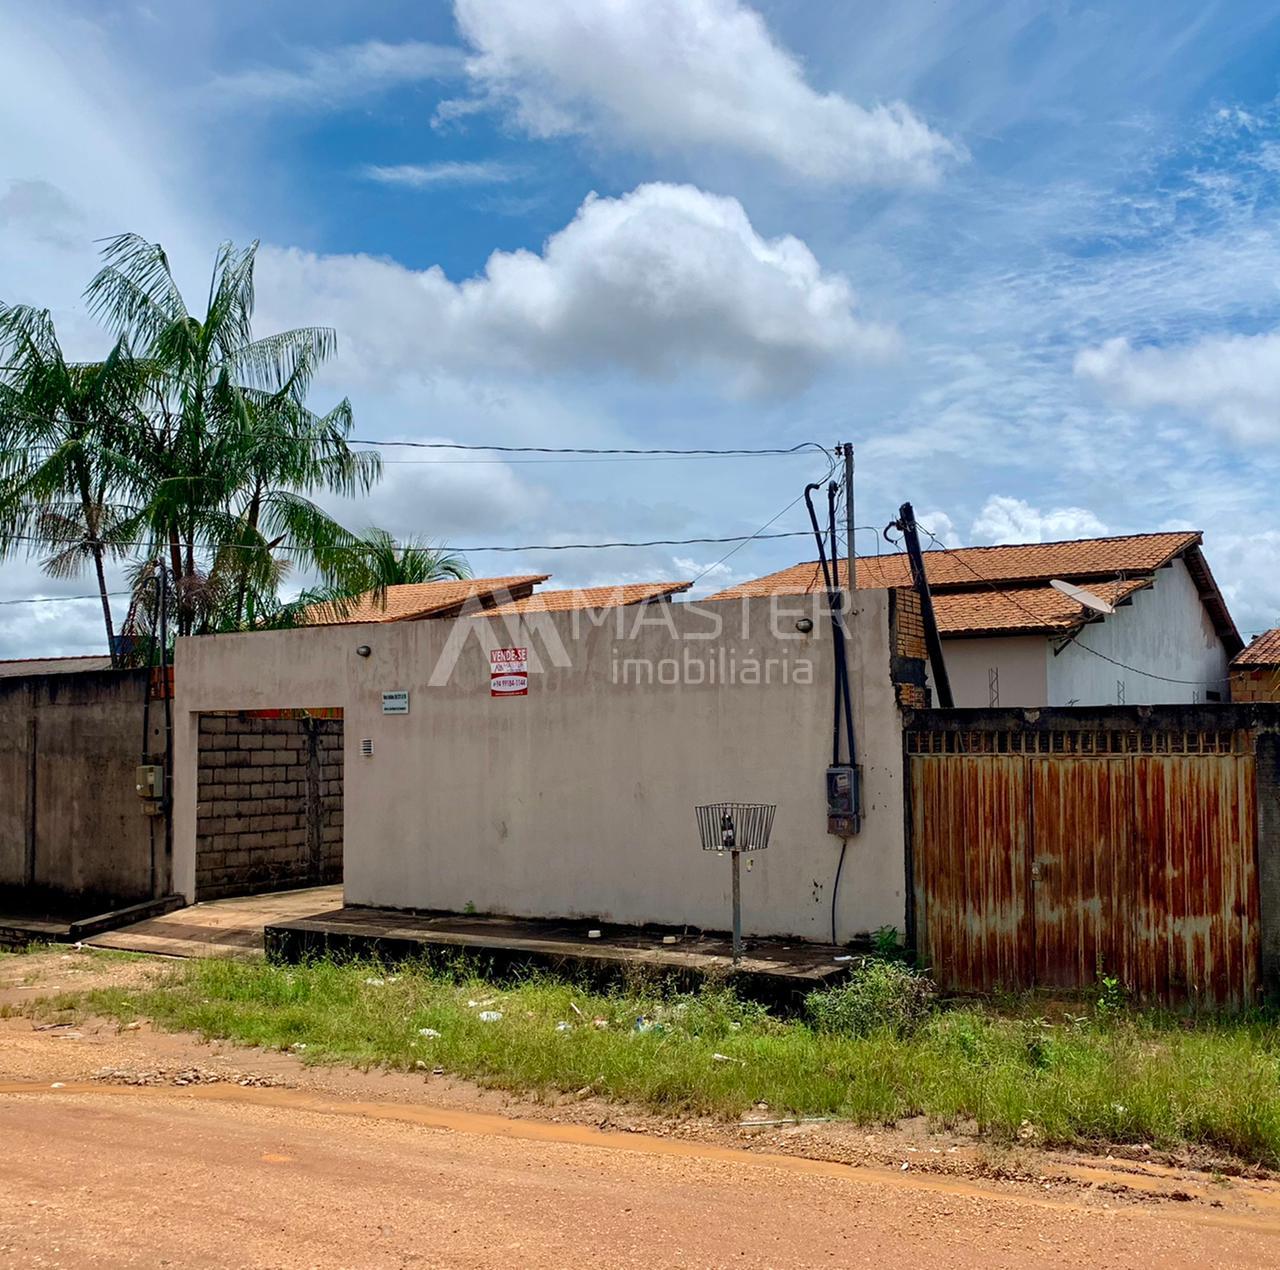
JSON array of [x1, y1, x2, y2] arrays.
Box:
[[839, 443, 855, 601], [896, 501, 954, 708]]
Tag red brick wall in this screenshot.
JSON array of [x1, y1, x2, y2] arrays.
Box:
[[890, 587, 929, 710], [1231, 668, 1280, 703]]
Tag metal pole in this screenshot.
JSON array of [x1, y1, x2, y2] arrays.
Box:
[[841, 442, 855, 601], [731, 848, 742, 963], [159, 565, 174, 890], [897, 501, 954, 708]]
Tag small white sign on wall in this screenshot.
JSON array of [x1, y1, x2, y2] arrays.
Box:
[[381, 689, 410, 715]]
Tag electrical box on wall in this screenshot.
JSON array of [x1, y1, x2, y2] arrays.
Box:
[[826, 764, 861, 836], [136, 764, 164, 815]]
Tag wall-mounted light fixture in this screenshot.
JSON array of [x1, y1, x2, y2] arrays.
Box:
[[355, 644, 372, 658], [794, 618, 814, 634]]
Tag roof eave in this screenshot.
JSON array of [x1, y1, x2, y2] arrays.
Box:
[[1179, 543, 1243, 655]]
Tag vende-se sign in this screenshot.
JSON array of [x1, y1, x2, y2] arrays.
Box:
[[490, 647, 528, 698]]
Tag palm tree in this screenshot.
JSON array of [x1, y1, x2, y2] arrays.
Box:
[[0, 304, 140, 663], [259, 529, 471, 629], [350, 528, 470, 588], [83, 234, 380, 637]]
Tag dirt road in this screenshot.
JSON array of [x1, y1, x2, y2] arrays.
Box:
[[2, 1078, 1279, 1269], [2, 951, 1279, 1268]]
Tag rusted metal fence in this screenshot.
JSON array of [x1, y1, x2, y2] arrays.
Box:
[[908, 728, 1260, 1007]]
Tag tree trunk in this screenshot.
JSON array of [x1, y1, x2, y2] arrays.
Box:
[[91, 543, 117, 667], [168, 527, 185, 638], [74, 464, 117, 667], [233, 482, 263, 629]]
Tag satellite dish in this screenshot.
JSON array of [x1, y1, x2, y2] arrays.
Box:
[[1050, 579, 1115, 615]]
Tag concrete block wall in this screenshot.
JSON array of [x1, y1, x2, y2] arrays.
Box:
[[0, 668, 164, 910], [195, 714, 342, 899]]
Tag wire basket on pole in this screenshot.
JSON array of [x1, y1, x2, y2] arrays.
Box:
[[695, 802, 776, 853], [695, 803, 776, 963]]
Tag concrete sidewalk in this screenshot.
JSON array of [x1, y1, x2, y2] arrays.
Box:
[[86, 885, 343, 958]]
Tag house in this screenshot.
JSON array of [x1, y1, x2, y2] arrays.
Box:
[[303, 575, 550, 625], [172, 587, 913, 942], [301, 576, 693, 626], [1231, 630, 1280, 703], [483, 581, 692, 617], [706, 531, 1241, 707]]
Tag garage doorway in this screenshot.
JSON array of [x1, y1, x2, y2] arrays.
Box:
[[195, 710, 343, 900]]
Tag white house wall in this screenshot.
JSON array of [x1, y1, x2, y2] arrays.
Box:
[[172, 593, 907, 942], [931, 635, 1048, 708], [1047, 559, 1229, 705]]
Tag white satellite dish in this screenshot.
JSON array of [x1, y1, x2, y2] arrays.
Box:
[[1050, 578, 1115, 615]]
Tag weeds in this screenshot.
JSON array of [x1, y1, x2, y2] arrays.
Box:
[[805, 961, 935, 1038], [871, 926, 902, 960], [39, 954, 1280, 1168]]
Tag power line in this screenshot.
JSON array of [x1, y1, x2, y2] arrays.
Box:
[[0, 417, 827, 464], [0, 590, 129, 607], [350, 439, 826, 458], [915, 523, 1231, 688], [371, 454, 813, 465], [0, 526, 816, 568]]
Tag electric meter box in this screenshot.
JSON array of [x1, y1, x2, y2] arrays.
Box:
[[136, 764, 164, 801], [826, 764, 860, 836]]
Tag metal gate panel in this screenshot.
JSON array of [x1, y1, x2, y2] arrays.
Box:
[[1030, 758, 1133, 991], [909, 737, 1260, 1007], [1131, 755, 1259, 1008], [911, 756, 1032, 992]]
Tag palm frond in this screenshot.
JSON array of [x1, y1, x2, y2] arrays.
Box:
[[84, 234, 189, 348]]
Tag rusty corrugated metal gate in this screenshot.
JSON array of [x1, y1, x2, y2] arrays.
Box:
[[908, 728, 1260, 1006]]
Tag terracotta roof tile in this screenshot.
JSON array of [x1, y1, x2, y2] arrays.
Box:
[[1232, 628, 1280, 667], [485, 582, 691, 616], [707, 531, 1202, 601], [305, 575, 550, 625], [932, 578, 1151, 637]]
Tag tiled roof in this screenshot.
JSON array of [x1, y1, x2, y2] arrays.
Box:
[[1232, 628, 1280, 667], [932, 579, 1151, 637], [707, 531, 1202, 600], [485, 581, 692, 617], [703, 530, 1241, 649], [304, 575, 550, 625]]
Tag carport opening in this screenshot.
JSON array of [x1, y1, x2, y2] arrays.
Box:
[[195, 709, 343, 901]]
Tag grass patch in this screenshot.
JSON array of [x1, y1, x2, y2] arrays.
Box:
[[45, 955, 1280, 1167]]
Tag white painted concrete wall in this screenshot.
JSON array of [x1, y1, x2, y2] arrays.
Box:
[[1047, 560, 1230, 705], [173, 593, 907, 942], [919, 560, 1230, 707], [933, 635, 1048, 708]]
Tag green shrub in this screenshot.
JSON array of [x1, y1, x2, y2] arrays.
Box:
[[805, 960, 936, 1037]]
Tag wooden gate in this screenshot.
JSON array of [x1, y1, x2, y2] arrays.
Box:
[[909, 728, 1260, 1007]]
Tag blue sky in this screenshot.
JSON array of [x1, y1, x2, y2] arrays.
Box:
[[3, 0, 1280, 655]]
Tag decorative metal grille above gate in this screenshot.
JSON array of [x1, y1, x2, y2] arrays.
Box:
[[907, 728, 1251, 757]]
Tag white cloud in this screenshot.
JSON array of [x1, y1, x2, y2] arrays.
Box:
[[1203, 530, 1280, 637], [360, 161, 518, 189], [1075, 332, 1280, 444], [259, 182, 896, 395], [914, 510, 960, 549], [321, 452, 549, 544], [211, 40, 461, 108], [971, 496, 1108, 545], [451, 0, 956, 186]]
